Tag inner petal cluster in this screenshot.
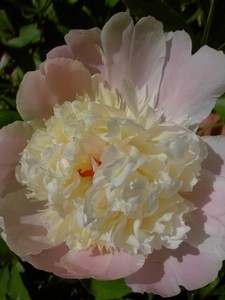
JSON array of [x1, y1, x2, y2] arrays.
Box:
[[16, 82, 207, 256]]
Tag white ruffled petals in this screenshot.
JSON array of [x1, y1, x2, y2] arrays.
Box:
[[16, 79, 206, 256]]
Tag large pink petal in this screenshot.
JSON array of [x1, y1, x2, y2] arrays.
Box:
[[157, 31, 225, 125], [125, 242, 221, 297], [23, 243, 81, 279], [201, 136, 225, 176], [101, 13, 166, 93], [17, 58, 93, 121], [17, 70, 59, 121], [186, 171, 225, 260], [0, 121, 32, 196], [65, 27, 104, 76], [60, 247, 145, 280], [0, 189, 51, 256]]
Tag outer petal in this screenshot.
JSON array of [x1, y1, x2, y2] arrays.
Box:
[[101, 13, 166, 94], [125, 242, 221, 297], [157, 31, 225, 125], [46, 45, 74, 60], [0, 121, 32, 196], [65, 27, 104, 75], [126, 171, 225, 296], [0, 189, 51, 256], [23, 243, 82, 279], [60, 247, 145, 280], [187, 171, 225, 260], [17, 58, 93, 121], [201, 136, 225, 176]]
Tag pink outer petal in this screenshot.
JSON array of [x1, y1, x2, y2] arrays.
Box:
[[201, 136, 225, 177], [101, 13, 166, 93], [126, 171, 225, 296], [157, 31, 225, 125], [23, 243, 82, 279], [186, 171, 225, 260], [125, 242, 221, 297], [65, 27, 104, 76], [0, 189, 51, 256], [39, 45, 75, 73], [46, 45, 74, 60], [0, 121, 32, 196], [17, 58, 93, 121], [60, 247, 145, 280]]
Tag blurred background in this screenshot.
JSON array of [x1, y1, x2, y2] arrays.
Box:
[[1, 0, 225, 299]]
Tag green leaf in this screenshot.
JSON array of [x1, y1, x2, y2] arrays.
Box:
[[0, 267, 10, 300], [198, 275, 221, 299], [0, 110, 22, 129], [105, 0, 120, 7], [90, 279, 131, 300], [7, 260, 31, 300], [201, 0, 214, 46], [32, 0, 52, 12], [0, 10, 14, 43], [6, 23, 41, 48], [0, 236, 12, 260], [214, 95, 225, 119], [122, 0, 192, 34]]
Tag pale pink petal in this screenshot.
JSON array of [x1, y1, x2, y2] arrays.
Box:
[[39, 45, 74, 73], [157, 31, 225, 125], [17, 71, 58, 121], [23, 243, 81, 279], [201, 136, 225, 176], [0, 121, 32, 196], [65, 27, 104, 75], [187, 172, 225, 260], [43, 58, 93, 101], [17, 58, 93, 121], [125, 242, 221, 297], [60, 247, 145, 280], [46, 45, 74, 60], [0, 189, 51, 256], [101, 12, 166, 92]]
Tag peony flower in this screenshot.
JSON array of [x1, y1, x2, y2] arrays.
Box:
[[1, 12, 225, 297]]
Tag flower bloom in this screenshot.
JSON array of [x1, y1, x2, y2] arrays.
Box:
[[1, 12, 225, 297]]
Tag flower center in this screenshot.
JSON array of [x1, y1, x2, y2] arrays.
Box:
[[16, 82, 208, 255], [77, 157, 101, 177]]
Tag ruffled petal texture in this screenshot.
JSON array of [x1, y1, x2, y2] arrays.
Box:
[[126, 171, 225, 296]]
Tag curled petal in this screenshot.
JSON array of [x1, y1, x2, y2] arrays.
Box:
[[65, 27, 104, 75], [157, 31, 225, 125], [101, 12, 166, 94], [17, 58, 93, 121], [0, 189, 51, 256], [46, 45, 74, 61], [0, 121, 32, 196], [60, 247, 145, 280]]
